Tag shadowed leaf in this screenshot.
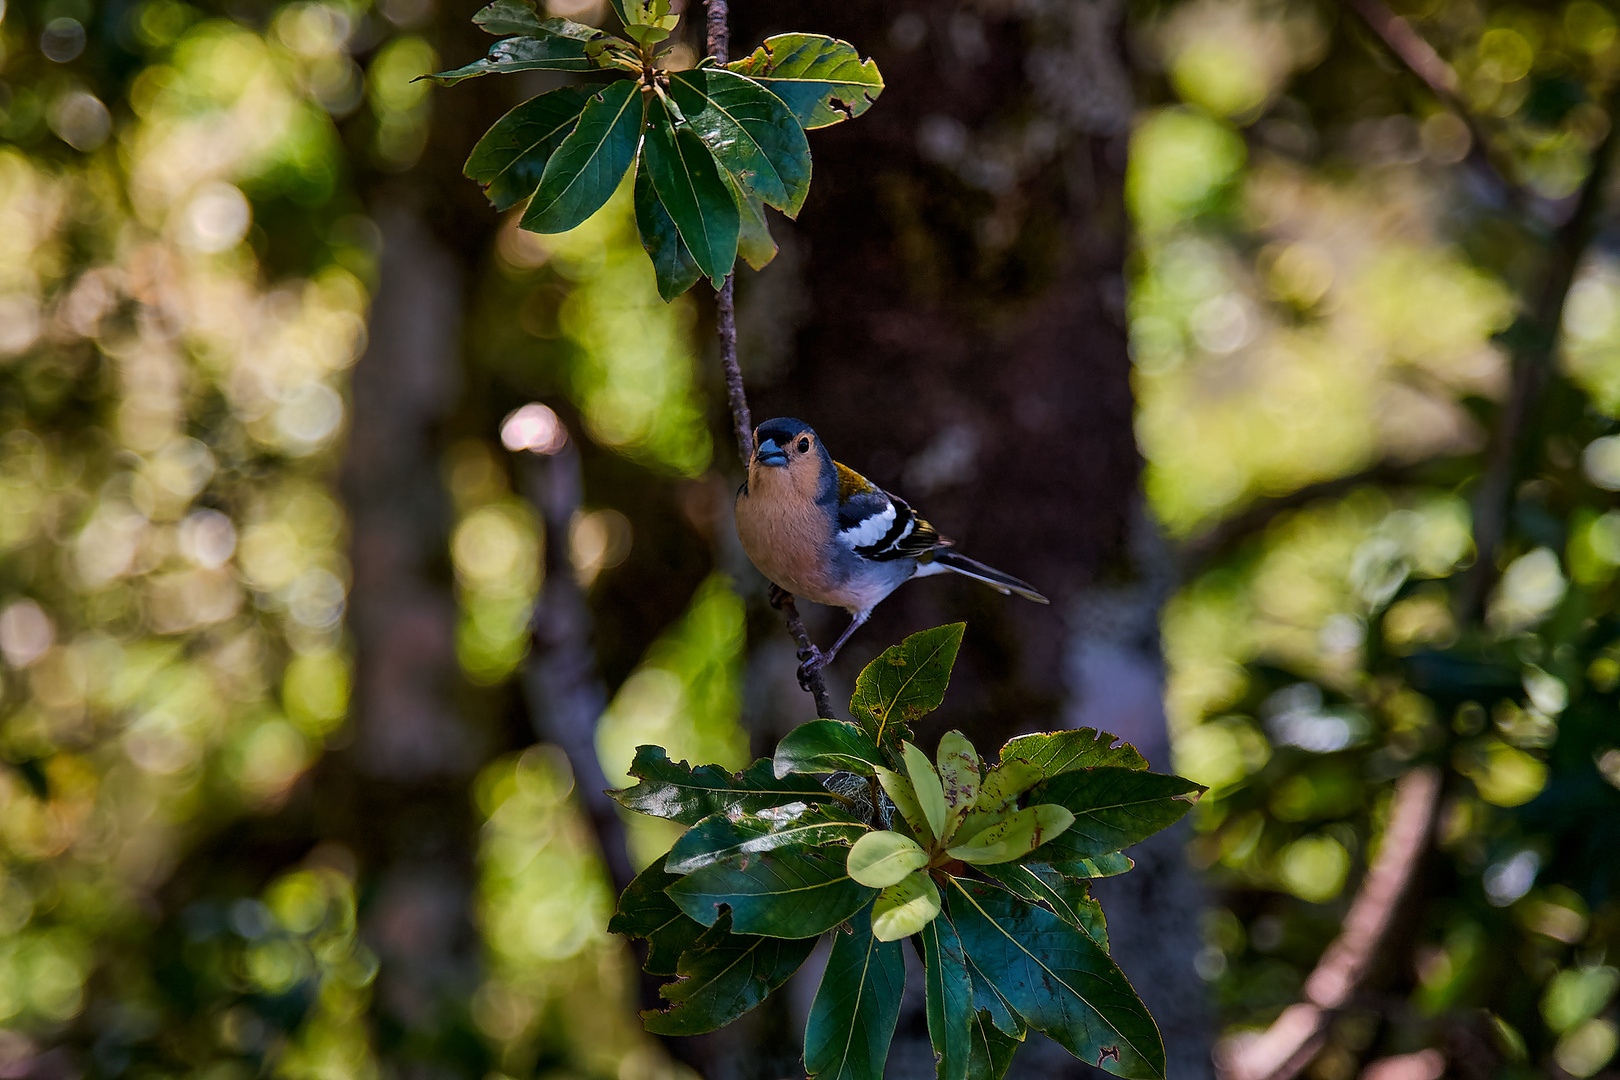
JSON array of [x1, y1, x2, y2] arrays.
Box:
[[634, 159, 702, 300], [426, 33, 597, 84], [521, 79, 642, 233], [667, 847, 876, 938], [805, 907, 905, 1080], [968, 1008, 1021, 1080], [464, 86, 590, 211], [642, 911, 816, 1035], [643, 92, 738, 282], [921, 911, 974, 1080], [851, 623, 965, 744], [980, 863, 1108, 950], [609, 861, 707, 976], [775, 719, 885, 778], [1024, 769, 1202, 863], [610, 746, 842, 825], [665, 802, 866, 875], [725, 33, 885, 130]]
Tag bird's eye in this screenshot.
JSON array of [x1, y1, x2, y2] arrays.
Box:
[[797, 438, 810, 453]]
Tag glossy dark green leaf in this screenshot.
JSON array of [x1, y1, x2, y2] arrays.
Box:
[[608, 861, 707, 976], [921, 911, 974, 1080], [725, 33, 885, 130], [521, 79, 642, 234], [426, 34, 596, 84], [472, 0, 606, 41], [643, 93, 738, 282], [668, 68, 811, 216], [972, 730, 1150, 825], [850, 623, 966, 744], [805, 907, 905, 1080], [1053, 852, 1134, 879], [667, 847, 876, 939], [963, 947, 1023, 1037], [1023, 769, 1202, 863], [464, 87, 589, 211], [610, 746, 841, 825], [775, 719, 885, 778], [642, 911, 816, 1035], [968, 1009, 1021, 1080], [634, 159, 702, 301], [664, 801, 866, 875], [979, 863, 1108, 950], [947, 878, 1165, 1079]]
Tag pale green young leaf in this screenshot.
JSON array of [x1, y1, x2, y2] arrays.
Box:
[[872, 870, 942, 941], [847, 830, 928, 888], [902, 741, 949, 842], [937, 730, 981, 831], [875, 765, 935, 847], [947, 804, 1074, 865]]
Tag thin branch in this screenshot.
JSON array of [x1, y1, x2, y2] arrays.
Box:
[[704, 0, 836, 719], [1216, 766, 1443, 1080], [519, 445, 637, 895], [1458, 93, 1620, 621]]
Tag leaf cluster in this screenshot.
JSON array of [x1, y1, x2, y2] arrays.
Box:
[[431, 0, 884, 299], [608, 624, 1206, 1080]]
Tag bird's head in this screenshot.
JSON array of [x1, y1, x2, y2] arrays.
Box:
[[749, 417, 829, 497]]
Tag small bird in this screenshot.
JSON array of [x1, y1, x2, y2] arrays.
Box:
[[734, 417, 1048, 683]]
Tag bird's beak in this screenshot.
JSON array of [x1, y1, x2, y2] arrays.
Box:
[[755, 438, 789, 467]]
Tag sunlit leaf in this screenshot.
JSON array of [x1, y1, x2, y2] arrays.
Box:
[[805, 907, 905, 1080], [642, 911, 816, 1035], [426, 34, 597, 84], [847, 830, 928, 888], [522, 79, 643, 234], [668, 68, 812, 216], [643, 92, 739, 282], [851, 623, 965, 744], [921, 911, 974, 1080], [774, 719, 885, 778], [947, 878, 1165, 1079], [464, 87, 590, 211], [937, 730, 982, 832], [610, 745, 843, 825], [970, 730, 1149, 829], [726, 172, 779, 270], [473, 0, 608, 42], [1024, 769, 1202, 863], [665, 801, 866, 874], [871, 870, 942, 941], [903, 741, 950, 841], [667, 847, 876, 938], [725, 33, 885, 130], [634, 159, 702, 301], [948, 805, 1074, 865], [609, 861, 707, 976], [875, 765, 935, 847]]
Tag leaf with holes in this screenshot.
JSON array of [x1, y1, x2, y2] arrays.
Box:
[[668, 68, 811, 216], [521, 79, 643, 233], [464, 86, 590, 211], [667, 847, 875, 939], [641, 911, 816, 1035], [947, 878, 1164, 1079], [805, 906, 905, 1080], [725, 33, 885, 130], [665, 801, 866, 875], [609, 861, 707, 976], [610, 746, 841, 825], [851, 623, 965, 744]]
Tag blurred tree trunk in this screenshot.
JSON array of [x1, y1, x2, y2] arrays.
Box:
[[733, 1, 1214, 1076]]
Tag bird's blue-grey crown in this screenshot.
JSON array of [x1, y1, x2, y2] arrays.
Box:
[[753, 417, 815, 468]]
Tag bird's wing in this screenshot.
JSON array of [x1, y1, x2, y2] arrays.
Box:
[[833, 462, 949, 561]]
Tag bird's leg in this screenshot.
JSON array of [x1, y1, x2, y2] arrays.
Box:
[[796, 612, 868, 688], [768, 583, 791, 610]]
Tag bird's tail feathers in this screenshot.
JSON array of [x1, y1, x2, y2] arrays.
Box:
[[930, 551, 1049, 605]]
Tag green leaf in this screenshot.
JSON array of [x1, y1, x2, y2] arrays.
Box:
[[871, 870, 941, 942], [473, 1, 606, 42], [666, 802, 867, 875], [464, 87, 590, 212], [610, 746, 841, 825], [642, 911, 816, 1035], [902, 741, 949, 841], [643, 93, 739, 282], [847, 831, 928, 889], [851, 623, 966, 744], [875, 765, 934, 847], [730, 177, 779, 269], [937, 730, 981, 832], [608, 861, 707, 976], [979, 863, 1108, 950], [948, 804, 1074, 865], [947, 878, 1165, 1079], [968, 1009, 1021, 1080], [668, 68, 811, 217], [634, 159, 702, 301], [774, 719, 885, 778], [921, 912, 974, 1080], [1054, 852, 1134, 878], [605, 0, 629, 26], [522, 79, 643, 234], [963, 948, 1023, 1037], [725, 33, 885, 130], [999, 729, 1148, 777], [1024, 769, 1203, 863], [667, 847, 876, 939], [805, 907, 905, 1080], [426, 34, 597, 84]]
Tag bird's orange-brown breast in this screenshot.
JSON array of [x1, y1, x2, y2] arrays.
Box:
[[735, 457, 840, 604]]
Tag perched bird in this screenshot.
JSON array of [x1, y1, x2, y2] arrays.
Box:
[[734, 417, 1048, 682]]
